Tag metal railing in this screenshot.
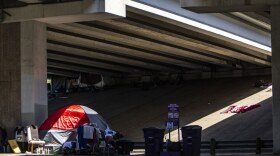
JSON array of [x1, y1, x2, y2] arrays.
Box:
[[131, 138, 273, 155]]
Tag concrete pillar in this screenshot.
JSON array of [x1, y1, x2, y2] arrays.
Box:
[[0, 22, 21, 137], [0, 21, 47, 137], [271, 5, 280, 154], [21, 21, 47, 126]]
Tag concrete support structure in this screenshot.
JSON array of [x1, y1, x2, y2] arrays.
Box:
[[3, 0, 126, 24], [181, 0, 280, 12], [0, 0, 126, 134], [21, 21, 47, 126], [271, 6, 280, 154], [180, 0, 279, 153], [0, 23, 21, 137], [0, 21, 47, 136]]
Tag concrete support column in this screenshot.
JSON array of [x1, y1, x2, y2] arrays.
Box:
[[271, 6, 280, 154], [0, 22, 21, 136], [21, 21, 47, 126], [0, 21, 47, 137]]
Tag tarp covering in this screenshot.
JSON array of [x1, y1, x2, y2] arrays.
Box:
[[39, 105, 109, 148], [40, 105, 90, 130], [39, 105, 108, 131], [52, 76, 66, 93]]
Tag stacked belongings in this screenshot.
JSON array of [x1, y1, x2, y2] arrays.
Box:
[[76, 123, 104, 154], [39, 104, 111, 153], [104, 127, 116, 152], [14, 126, 27, 152]]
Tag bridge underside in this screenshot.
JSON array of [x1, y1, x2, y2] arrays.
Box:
[[180, 0, 280, 153], [46, 3, 272, 80], [0, 0, 273, 140]]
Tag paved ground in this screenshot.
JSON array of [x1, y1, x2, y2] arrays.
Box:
[[49, 76, 272, 142], [130, 151, 278, 155], [0, 154, 279, 156]]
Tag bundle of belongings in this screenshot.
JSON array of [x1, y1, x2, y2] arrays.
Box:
[[4, 125, 45, 154], [62, 124, 118, 155], [75, 123, 104, 154], [221, 104, 261, 114]]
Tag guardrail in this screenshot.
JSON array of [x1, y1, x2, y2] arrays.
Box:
[[132, 138, 273, 155]]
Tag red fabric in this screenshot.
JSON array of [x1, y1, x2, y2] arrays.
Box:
[[240, 104, 261, 113], [221, 105, 236, 113], [39, 105, 90, 130], [234, 106, 248, 113], [222, 104, 261, 114]]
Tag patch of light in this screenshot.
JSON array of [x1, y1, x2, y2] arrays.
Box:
[[126, 1, 271, 52], [166, 86, 272, 141]]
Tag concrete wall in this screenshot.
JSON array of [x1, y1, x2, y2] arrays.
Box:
[[0, 23, 22, 136]]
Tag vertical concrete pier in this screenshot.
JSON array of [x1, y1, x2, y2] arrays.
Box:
[[0, 21, 47, 137]]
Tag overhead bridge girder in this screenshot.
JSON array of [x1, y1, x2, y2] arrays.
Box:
[[181, 0, 280, 13]]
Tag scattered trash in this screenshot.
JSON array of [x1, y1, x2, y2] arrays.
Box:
[[221, 104, 261, 114]]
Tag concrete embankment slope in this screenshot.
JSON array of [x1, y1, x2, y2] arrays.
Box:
[[49, 76, 272, 141]]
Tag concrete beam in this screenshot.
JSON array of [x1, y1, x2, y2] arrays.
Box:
[[47, 52, 142, 73], [46, 53, 180, 73], [180, 0, 280, 12], [47, 31, 211, 71], [126, 5, 271, 57], [228, 12, 271, 31], [47, 43, 209, 71], [48, 27, 209, 70], [68, 22, 237, 62], [47, 28, 229, 67], [97, 19, 271, 66], [48, 23, 226, 69], [47, 61, 122, 77], [47, 68, 80, 78], [2, 0, 126, 24], [90, 20, 231, 61]]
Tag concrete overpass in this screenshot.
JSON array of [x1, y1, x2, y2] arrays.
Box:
[[180, 0, 279, 153], [0, 0, 273, 141]]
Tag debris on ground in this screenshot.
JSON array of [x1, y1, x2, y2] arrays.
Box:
[[221, 104, 261, 114]]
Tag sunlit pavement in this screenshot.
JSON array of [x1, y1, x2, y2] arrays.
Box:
[[4, 153, 277, 156]]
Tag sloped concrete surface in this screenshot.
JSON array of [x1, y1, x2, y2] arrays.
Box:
[[49, 76, 272, 141]]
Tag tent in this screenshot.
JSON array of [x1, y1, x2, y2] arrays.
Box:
[[39, 105, 109, 147]]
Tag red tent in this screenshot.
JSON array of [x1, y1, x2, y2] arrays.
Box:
[[39, 105, 108, 131]]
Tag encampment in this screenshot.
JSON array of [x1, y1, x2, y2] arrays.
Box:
[[39, 105, 109, 150]]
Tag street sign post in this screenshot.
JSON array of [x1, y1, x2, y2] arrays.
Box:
[[166, 104, 180, 141]]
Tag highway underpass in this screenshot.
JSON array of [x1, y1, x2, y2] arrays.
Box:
[[0, 0, 274, 151]]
